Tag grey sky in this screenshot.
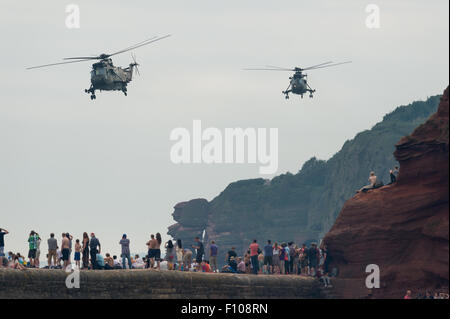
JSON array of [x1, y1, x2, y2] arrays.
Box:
[[0, 0, 448, 257]]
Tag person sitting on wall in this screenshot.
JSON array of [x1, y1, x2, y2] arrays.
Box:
[[95, 252, 105, 270], [236, 257, 245, 274]]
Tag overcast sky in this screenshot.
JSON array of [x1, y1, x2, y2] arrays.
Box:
[[0, 0, 448, 257]]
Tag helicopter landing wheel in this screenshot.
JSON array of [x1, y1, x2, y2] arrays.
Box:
[[90, 94, 96, 100], [309, 94, 313, 98]]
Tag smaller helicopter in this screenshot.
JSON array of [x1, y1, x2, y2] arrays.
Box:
[[27, 35, 171, 100], [244, 61, 351, 99]]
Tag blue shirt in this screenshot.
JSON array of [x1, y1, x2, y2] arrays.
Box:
[[264, 244, 273, 257], [210, 244, 218, 257]]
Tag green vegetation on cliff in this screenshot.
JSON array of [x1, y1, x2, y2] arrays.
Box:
[[168, 95, 441, 257]]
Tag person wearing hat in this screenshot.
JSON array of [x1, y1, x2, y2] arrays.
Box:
[[120, 234, 132, 270]]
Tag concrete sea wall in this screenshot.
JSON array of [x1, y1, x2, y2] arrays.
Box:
[[0, 269, 324, 299]]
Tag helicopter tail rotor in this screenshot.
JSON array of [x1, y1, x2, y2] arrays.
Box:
[[130, 52, 140, 76]]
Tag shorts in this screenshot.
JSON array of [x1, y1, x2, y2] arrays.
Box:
[[264, 256, 273, 266], [196, 253, 203, 263], [74, 252, 81, 261], [62, 248, 70, 261], [28, 249, 36, 259], [301, 258, 308, 268], [148, 249, 161, 260], [48, 249, 57, 260], [272, 255, 280, 267], [148, 249, 156, 258], [0, 246, 4, 257]]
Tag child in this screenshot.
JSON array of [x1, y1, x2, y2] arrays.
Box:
[[74, 240, 81, 269]]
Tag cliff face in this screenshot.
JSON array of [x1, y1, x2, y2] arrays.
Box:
[[323, 87, 449, 298], [168, 95, 442, 265]]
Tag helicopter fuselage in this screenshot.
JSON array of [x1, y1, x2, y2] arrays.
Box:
[[283, 71, 315, 99], [86, 58, 136, 99]]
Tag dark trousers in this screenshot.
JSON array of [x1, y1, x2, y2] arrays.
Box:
[[90, 249, 97, 269], [82, 248, 89, 269], [285, 259, 290, 274], [251, 255, 259, 274]]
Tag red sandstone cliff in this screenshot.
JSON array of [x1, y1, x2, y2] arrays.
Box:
[[323, 87, 449, 298]]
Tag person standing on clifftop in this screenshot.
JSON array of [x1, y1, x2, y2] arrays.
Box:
[[308, 243, 320, 276], [47, 233, 58, 269], [209, 240, 218, 273], [176, 239, 183, 270], [120, 234, 132, 270], [249, 239, 260, 275], [82, 232, 89, 269], [192, 236, 205, 268], [0, 227, 9, 267], [27, 231, 38, 268], [263, 240, 273, 274], [89, 233, 101, 270], [61, 233, 71, 270], [147, 234, 158, 269], [321, 244, 330, 274], [155, 233, 162, 270]]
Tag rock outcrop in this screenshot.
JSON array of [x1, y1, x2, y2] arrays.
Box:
[[167, 199, 210, 249], [167, 95, 442, 266], [323, 87, 449, 298]]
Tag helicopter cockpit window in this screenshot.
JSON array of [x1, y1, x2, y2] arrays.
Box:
[[95, 68, 106, 76]]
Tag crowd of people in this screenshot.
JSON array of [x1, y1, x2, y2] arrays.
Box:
[[220, 240, 334, 288], [404, 289, 449, 299], [0, 228, 334, 287]]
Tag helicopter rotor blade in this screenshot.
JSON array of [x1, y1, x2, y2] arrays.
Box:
[[243, 68, 293, 71], [63, 56, 100, 60], [303, 61, 352, 71], [265, 65, 293, 70], [26, 59, 93, 70], [62, 35, 169, 61], [108, 34, 171, 58], [117, 36, 158, 55], [301, 61, 333, 70]]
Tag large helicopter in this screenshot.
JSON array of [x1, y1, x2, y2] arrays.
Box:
[[245, 61, 351, 99], [27, 35, 171, 100]]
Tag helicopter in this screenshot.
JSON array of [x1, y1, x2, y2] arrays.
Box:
[[26, 35, 171, 100], [244, 61, 351, 99]]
